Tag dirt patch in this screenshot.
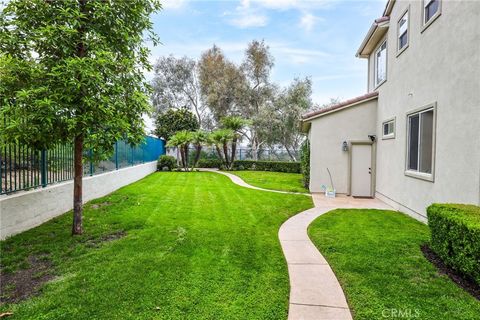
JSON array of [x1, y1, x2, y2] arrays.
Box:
[[91, 201, 111, 210], [421, 244, 480, 300], [84, 230, 127, 248], [0, 255, 54, 304]]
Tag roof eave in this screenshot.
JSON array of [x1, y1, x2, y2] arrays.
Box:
[[302, 93, 379, 123], [356, 22, 389, 58]]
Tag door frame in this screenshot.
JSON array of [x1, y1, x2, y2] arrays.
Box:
[[348, 140, 376, 197]]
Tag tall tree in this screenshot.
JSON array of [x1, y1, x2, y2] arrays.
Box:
[[151, 55, 209, 127], [0, 0, 160, 235], [154, 108, 199, 141], [239, 40, 275, 160], [198, 45, 246, 124], [268, 78, 313, 161]]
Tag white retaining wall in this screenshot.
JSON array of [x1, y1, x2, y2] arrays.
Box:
[[0, 162, 157, 240]]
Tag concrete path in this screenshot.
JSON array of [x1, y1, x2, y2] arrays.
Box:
[[199, 169, 392, 320], [198, 169, 311, 196]]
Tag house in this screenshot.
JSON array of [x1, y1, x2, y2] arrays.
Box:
[[302, 0, 480, 221]]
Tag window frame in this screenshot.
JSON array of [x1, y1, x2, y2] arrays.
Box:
[[382, 117, 396, 140], [397, 7, 410, 56], [405, 103, 437, 182], [374, 39, 387, 89], [422, 0, 442, 32]]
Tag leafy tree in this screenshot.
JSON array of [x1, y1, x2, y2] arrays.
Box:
[[239, 40, 275, 160], [0, 0, 160, 235], [166, 131, 192, 171], [268, 77, 313, 161], [190, 130, 209, 169], [198, 45, 246, 124], [209, 129, 234, 169], [154, 108, 199, 141], [151, 55, 210, 128], [221, 116, 249, 165]]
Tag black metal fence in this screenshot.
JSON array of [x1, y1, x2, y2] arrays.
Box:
[[0, 136, 165, 195]]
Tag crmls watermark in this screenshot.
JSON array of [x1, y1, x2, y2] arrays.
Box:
[[382, 308, 420, 318]]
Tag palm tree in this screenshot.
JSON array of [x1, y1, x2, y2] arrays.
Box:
[[210, 129, 234, 168], [191, 130, 209, 169], [221, 116, 249, 167], [167, 131, 193, 171]]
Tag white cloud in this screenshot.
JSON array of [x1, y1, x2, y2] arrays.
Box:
[[161, 0, 187, 10], [230, 14, 268, 28], [299, 13, 320, 32], [225, 0, 269, 29], [250, 0, 336, 11]]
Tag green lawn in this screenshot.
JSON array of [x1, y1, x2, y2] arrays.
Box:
[[0, 172, 313, 319], [227, 171, 308, 193], [308, 209, 480, 320]]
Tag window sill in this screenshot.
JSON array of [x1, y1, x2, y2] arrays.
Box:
[[396, 44, 409, 57], [382, 134, 395, 140], [374, 79, 387, 90], [405, 170, 434, 182], [421, 12, 441, 33]]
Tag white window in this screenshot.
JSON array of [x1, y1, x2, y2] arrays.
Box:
[[375, 41, 387, 87], [382, 118, 395, 139], [424, 0, 441, 25], [406, 106, 436, 180], [398, 11, 409, 52]]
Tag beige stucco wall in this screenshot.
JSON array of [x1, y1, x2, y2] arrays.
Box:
[[308, 100, 377, 193], [369, 0, 480, 219]]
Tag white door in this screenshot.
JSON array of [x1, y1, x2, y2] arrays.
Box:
[[351, 144, 372, 197]]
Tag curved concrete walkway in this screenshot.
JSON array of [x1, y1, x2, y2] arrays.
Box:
[[199, 169, 392, 320]]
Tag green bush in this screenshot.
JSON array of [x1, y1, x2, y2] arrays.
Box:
[[157, 155, 177, 171], [427, 203, 480, 284], [197, 159, 223, 168], [233, 160, 301, 173], [300, 140, 310, 189]]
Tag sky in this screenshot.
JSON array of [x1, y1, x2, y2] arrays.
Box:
[[148, 0, 387, 105]]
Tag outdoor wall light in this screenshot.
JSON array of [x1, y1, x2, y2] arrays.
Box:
[[342, 141, 348, 152]]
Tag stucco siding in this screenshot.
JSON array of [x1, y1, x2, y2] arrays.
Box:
[[309, 100, 377, 193], [373, 0, 480, 218]]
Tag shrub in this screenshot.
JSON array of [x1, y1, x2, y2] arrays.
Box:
[[233, 160, 301, 173], [157, 155, 177, 171], [427, 203, 480, 284], [197, 159, 223, 168], [300, 140, 310, 189]]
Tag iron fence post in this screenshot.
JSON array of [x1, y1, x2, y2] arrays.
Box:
[[89, 149, 94, 176], [115, 141, 119, 170], [41, 149, 47, 187]]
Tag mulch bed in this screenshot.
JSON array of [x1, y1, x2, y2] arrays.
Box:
[[421, 244, 480, 300]]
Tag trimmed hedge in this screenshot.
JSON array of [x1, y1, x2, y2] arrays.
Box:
[[197, 159, 223, 168], [233, 160, 301, 173], [300, 140, 310, 189], [196, 159, 301, 173], [427, 203, 480, 285]]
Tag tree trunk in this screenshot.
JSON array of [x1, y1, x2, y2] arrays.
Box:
[[285, 146, 297, 162], [214, 145, 225, 166], [230, 136, 237, 168], [193, 144, 202, 169], [72, 134, 84, 235], [183, 145, 189, 171], [223, 142, 230, 169]]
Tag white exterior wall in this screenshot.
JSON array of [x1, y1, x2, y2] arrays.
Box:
[[370, 1, 480, 219], [0, 162, 157, 239], [309, 100, 377, 193]]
